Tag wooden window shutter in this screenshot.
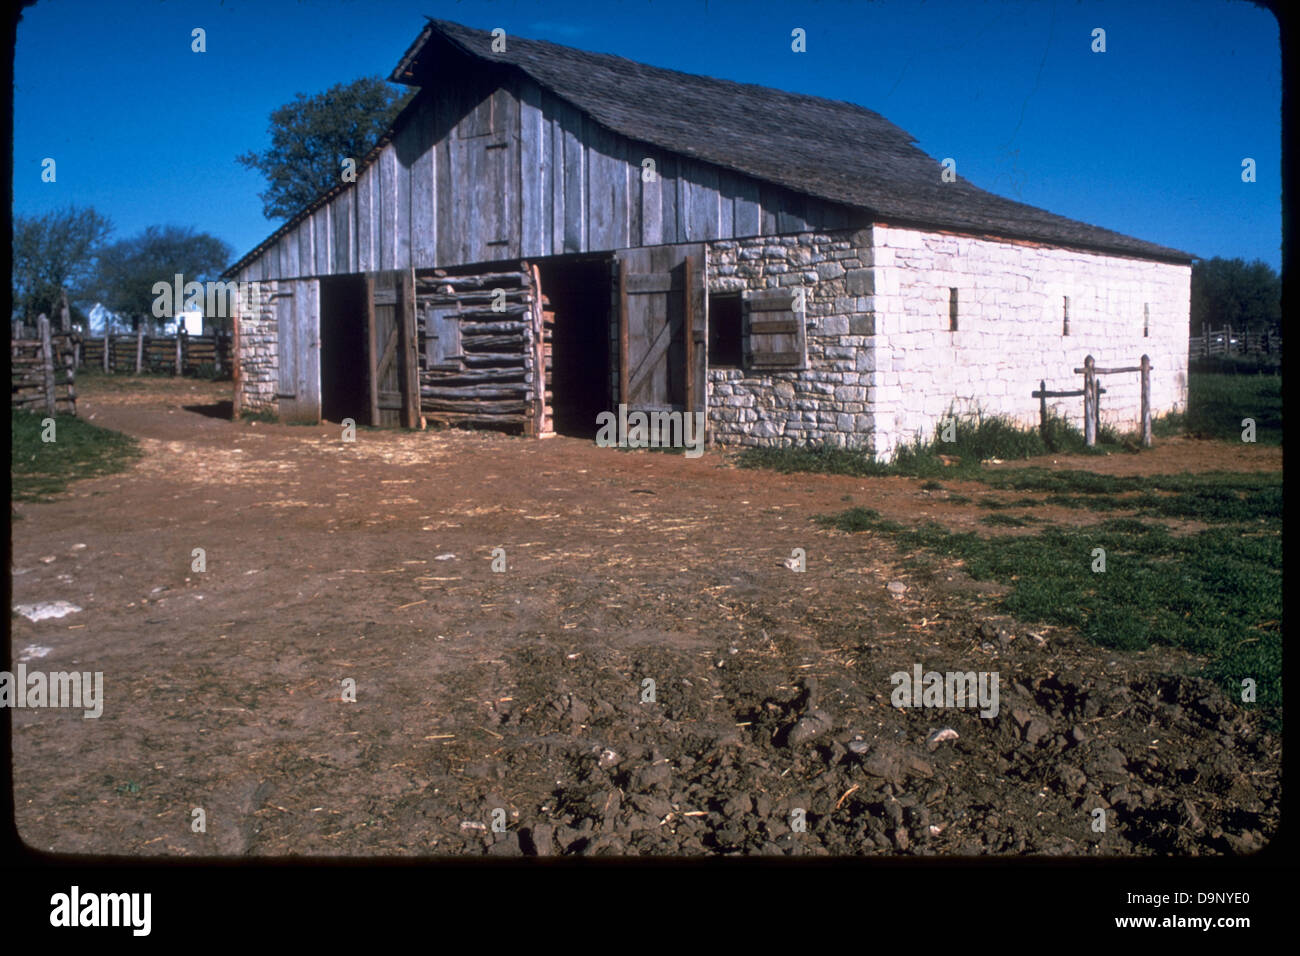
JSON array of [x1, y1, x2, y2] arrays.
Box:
[[424, 306, 462, 370], [743, 288, 806, 370]]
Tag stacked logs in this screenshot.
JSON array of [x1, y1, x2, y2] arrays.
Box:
[[416, 267, 538, 430], [81, 332, 231, 375], [12, 316, 78, 415]]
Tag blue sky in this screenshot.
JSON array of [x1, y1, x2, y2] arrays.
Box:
[[12, 0, 1282, 271]]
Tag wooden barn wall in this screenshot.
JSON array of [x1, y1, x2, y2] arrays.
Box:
[[235, 71, 855, 285]]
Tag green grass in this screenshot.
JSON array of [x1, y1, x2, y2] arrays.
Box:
[[734, 409, 1129, 480], [11, 409, 141, 501], [816, 500, 1282, 712], [1180, 372, 1282, 444]]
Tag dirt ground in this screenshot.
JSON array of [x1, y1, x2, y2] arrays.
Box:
[[9, 378, 1281, 857]]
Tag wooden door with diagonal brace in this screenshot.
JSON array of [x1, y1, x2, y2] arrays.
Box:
[[616, 244, 706, 437], [366, 269, 419, 427]]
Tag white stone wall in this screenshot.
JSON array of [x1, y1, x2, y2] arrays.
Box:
[[235, 280, 278, 412], [707, 231, 880, 452], [869, 225, 1190, 459]]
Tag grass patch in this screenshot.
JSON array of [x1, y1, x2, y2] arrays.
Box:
[[11, 409, 140, 501], [816, 507, 1282, 711], [734, 409, 1119, 480], [979, 513, 1037, 527], [1181, 373, 1282, 444]]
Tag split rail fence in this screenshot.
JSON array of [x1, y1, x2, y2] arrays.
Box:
[[1188, 326, 1281, 360], [1032, 354, 1153, 448], [11, 315, 78, 415], [79, 330, 232, 376]]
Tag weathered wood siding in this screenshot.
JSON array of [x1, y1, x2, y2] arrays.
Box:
[[234, 69, 857, 285]]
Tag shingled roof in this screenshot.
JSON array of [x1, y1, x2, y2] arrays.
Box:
[[392, 19, 1192, 263], [225, 19, 1193, 278]]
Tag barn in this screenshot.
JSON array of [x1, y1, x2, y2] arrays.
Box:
[[223, 18, 1192, 459]]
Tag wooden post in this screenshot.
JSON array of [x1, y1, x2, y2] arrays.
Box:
[[136, 327, 145, 374], [175, 328, 183, 376], [683, 256, 695, 421], [1140, 354, 1152, 448], [38, 314, 56, 417], [400, 267, 419, 429], [617, 259, 629, 407], [1093, 372, 1102, 438], [1082, 355, 1096, 447], [103, 331, 110, 373], [232, 312, 242, 418], [1038, 379, 1048, 441], [63, 334, 77, 416], [58, 290, 71, 332]]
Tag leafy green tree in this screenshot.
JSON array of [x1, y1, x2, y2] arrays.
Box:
[[1190, 257, 1281, 336], [12, 205, 113, 322], [95, 226, 233, 333], [237, 76, 413, 221]]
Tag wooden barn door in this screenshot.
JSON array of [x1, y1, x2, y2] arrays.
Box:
[[365, 269, 420, 428], [616, 244, 706, 435], [275, 279, 321, 423]]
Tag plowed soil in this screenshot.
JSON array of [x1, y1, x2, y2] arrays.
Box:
[[9, 378, 1281, 857]]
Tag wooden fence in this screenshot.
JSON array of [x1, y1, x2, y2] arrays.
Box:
[[79, 330, 232, 376], [12, 315, 78, 415], [1032, 354, 1152, 448], [1188, 325, 1281, 360]]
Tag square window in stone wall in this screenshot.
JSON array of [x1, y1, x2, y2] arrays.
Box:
[[742, 288, 806, 370]]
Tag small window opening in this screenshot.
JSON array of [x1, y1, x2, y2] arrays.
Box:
[[1062, 296, 1070, 336], [1143, 303, 1150, 337], [709, 293, 743, 368], [948, 288, 958, 331]]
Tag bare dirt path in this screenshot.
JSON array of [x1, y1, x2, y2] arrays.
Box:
[[9, 379, 1280, 856]]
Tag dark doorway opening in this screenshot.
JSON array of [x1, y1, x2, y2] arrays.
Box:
[[319, 274, 370, 424], [537, 256, 612, 437]]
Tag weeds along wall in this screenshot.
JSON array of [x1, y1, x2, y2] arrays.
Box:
[[870, 225, 1191, 459], [706, 225, 1190, 461]]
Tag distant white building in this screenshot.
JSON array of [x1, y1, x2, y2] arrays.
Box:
[[173, 310, 204, 336], [86, 303, 203, 336]]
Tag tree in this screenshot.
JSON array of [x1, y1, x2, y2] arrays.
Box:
[[95, 226, 233, 333], [236, 76, 413, 221], [1190, 257, 1281, 336], [12, 205, 113, 323]]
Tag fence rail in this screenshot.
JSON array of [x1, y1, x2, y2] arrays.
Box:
[[77, 330, 232, 376], [1188, 326, 1281, 360], [11, 315, 78, 415], [1032, 354, 1152, 448]]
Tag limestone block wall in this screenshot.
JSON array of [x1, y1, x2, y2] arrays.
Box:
[[706, 230, 881, 452], [869, 225, 1190, 459], [235, 280, 278, 413]]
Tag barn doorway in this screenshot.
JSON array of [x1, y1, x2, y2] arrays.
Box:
[[536, 256, 612, 437], [318, 274, 370, 424]]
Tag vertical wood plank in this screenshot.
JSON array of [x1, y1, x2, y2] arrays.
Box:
[[519, 80, 545, 258], [411, 94, 436, 267], [561, 102, 585, 253], [618, 258, 628, 405], [550, 105, 565, 255], [296, 279, 321, 421], [313, 207, 331, 276], [379, 148, 397, 271], [400, 268, 419, 428], [640, 148, 662, 246], [683, 256, 694, 416], [366, 274, 379, 425], [734, 176, 761, 237]]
